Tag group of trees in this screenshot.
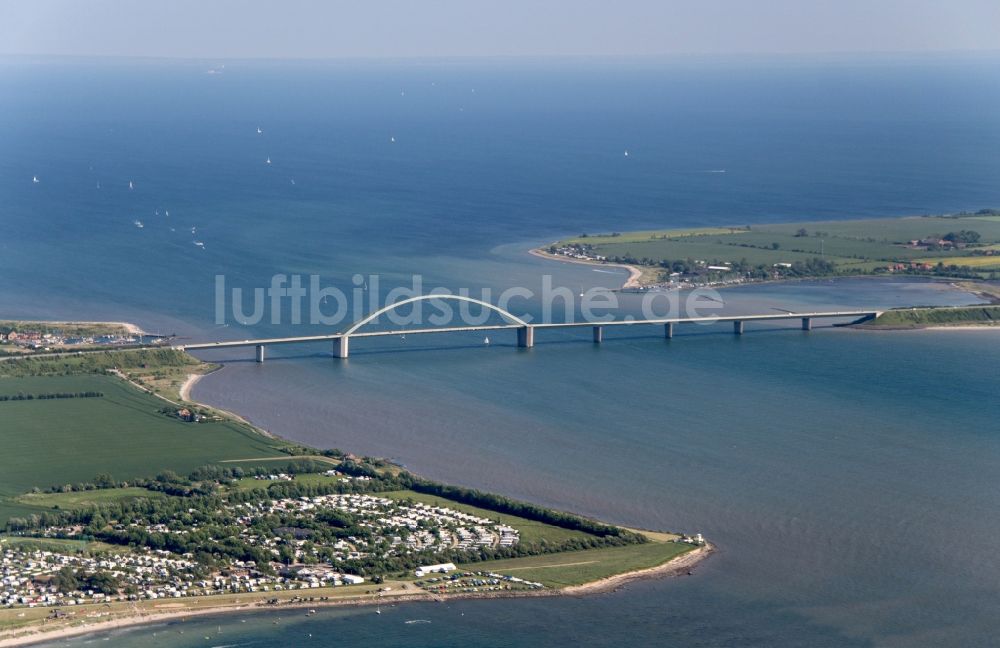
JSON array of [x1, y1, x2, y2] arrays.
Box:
[[52, 566, 119, 595], [402, 477, 643, 541], [0, 391, 103, 402], [942, 230, 981, 244]]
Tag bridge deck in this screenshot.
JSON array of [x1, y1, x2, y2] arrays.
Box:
[[180, 311, 878, 351]]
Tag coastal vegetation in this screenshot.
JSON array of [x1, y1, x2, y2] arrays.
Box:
[[862, 305, 1000, 329], [0, 347, 703, 643], [544, 211, 1000, 288], [0, 320, 133, 339], [465, 541, 693, 588]]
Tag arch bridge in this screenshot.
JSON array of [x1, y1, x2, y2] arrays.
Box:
[[179, 294, 880, 362]]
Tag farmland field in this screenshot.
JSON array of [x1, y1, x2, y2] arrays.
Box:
[[0, 373, 285, 499], [916, 255, 1000, 268], [14, 487, 168, 510]]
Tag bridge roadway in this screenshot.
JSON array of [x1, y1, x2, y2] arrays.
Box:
[[179, 310, 880, 362]]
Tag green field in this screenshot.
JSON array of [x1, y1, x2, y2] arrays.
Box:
[[462, 538, 694, 587], [565, 227, 743, 244], [917, 255, 1000, 269], [0, 373, 284, 499], [227, 471, 345, 493], [866, 305, 1000, 328], [382, 490, 597, 545], [556, 214, 1000, 281], [0, 348, 198, 378], [0, 535, 122, 554], [14, 486, 167, 509]]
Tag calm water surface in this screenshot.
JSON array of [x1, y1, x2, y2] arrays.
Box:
[[3, 55, 999, 647]]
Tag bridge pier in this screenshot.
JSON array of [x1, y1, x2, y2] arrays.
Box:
[[801, 317, 812, 331], [255, 345, 265, 363], [333, 336, 349, 359], [593, 326, 603, 343], [664, 322, 674, 339], [517, 326, 534, 348], [733, 320, 744, 335]]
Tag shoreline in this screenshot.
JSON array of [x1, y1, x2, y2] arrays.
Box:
[[529, 245, 998, 298], [2, 308, 720, 647], [178, 372, 203, 402], [0, 319, 145, 336], [563, 542, 713, 595], [177, 365, 276, 437], [0, 544, 712, 647], [529, 247, 643, 289]]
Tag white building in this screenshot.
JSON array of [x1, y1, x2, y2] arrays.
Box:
[[415, 562, 457, 577]]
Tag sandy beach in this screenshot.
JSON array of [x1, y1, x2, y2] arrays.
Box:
[[178, 372, 203, 401], [0, 545, 712, 646], [529, 247, 643, 289], [563, 543, 713, 595]]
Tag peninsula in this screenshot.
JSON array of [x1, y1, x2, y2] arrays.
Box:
[[0, 347, 710, 646], [536, 211, 1000, 291]]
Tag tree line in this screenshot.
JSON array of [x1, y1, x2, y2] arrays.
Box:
[[0, 391, 103, 402]]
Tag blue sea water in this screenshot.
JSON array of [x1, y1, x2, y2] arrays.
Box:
[[2, 54, 1000, 647]]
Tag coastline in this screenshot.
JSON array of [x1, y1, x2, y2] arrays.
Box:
[[530, 244, 999, 298], [1, 320, 145, 336], [923, 325, 1000, 331], [0, 545, 712, 647], [178, 372, 203, 402], [177, 365, 276, 437], [0, 317, 720, 647], [563, 543, 713, 595], [529, 247, 643, 289]]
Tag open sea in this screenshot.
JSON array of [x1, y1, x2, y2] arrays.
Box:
[[2, 54, 999, 647]]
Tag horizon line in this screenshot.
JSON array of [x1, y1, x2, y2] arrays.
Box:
[[1, 48, 999, 65]]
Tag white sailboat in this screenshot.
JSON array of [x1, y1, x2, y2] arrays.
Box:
[[32, 175, 39, 184], [129, 180, 134, 190], [266, 156, 271, 165], [484, 336, 490, 345], [257, 127, 263, 134]]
